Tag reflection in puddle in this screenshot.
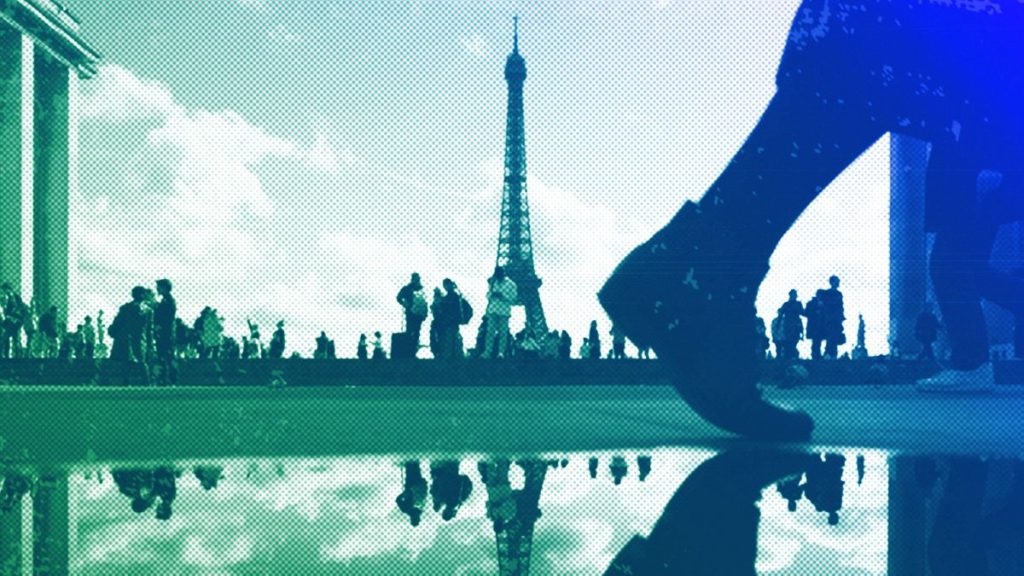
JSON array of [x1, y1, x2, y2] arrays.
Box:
[[2, 449, 1024, 574]]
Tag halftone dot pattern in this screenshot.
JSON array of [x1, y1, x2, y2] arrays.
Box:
[[1, 0, 1023, 573]]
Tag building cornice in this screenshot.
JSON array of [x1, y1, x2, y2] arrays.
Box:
[[1, 0, 100, 77]]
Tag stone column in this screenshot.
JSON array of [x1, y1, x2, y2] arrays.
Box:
[[32, 51, 70, 322], [0, 489, 29, 576], [32, 473, 71, 576], [889, 135, 930, 357], [0, 23, 33, 298], [887, 458, 928, 576]]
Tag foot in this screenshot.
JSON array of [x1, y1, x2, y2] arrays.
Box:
[[598, 201, 814, 441], [916, 363, 996, 393]]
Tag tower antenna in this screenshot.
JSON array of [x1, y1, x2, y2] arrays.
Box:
[[513, 15, 519, 53]]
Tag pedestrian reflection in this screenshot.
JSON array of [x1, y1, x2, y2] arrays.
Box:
[[429, 460, 472, 521], [804, 453, 846, 526], [396, 461, 427, 527], [0, 471, 31, 512], [637, 455, 652, 482], [193, 465, 224, 491], [112, 466, 181, 520], [605, 450, 810, 575], [610, 456, 628, 485]]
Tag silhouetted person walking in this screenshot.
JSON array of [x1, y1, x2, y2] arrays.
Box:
[[588, 320, 602, 360], [429, 287, 444, 358], [201, 308, 224, 359], [777, 290, 805, 360], [436, 278, 468, 359], [397, 273, 428, 348], [245, 318, 262, 358], [371, 331, 385, 360], [37, 305, 58, 358], [610, 325, 626, 359], [269, 320, 286, 359], [109, 287, 148, 372], [357, 334, 368, 360], [483, 266, 517, 359], [82, 315, 96, 360], [819, 276, 846, 359], [558, 330, 572, 360], [805, 291, 826, 360], [153, 279, 177, 385], [0, 284, 18, 358], [315, 331, 330, 359]]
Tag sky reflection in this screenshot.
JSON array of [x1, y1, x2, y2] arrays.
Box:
[[66, 448, 888, 575]]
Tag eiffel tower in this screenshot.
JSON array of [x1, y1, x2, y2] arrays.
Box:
[[482, 459, 548, 576], [495, 16, 548, 336]]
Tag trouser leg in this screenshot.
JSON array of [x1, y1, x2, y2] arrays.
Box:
[[931, 228, 990, 370]]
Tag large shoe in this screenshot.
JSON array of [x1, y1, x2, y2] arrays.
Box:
[[598, 201, 814, 441], [916, 362, 996, 393], [603, 449, 813, 575]]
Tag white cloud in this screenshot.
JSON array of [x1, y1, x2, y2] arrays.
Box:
[[76, 65, 640, 358], [75, 64, 341, 350], [268, 23, 301, 43], [307, 134, 340, 176], [459, 34, 488, 58], [80, 65, 181, 121]]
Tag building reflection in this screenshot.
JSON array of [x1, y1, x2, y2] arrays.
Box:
[[2, 451, 1023, 574], [480, 459, 547, 576]]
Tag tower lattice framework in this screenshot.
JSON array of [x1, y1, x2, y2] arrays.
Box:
[[495, 16, 547, 336], [483, 460, 548, 576]]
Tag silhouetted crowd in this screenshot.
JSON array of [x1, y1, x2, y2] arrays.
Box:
[[769, 275, 848, 361], [3, 269, 1002, 372], [0, 269, 657, 373]]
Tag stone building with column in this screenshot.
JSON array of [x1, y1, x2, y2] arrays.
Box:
[[890, 135, 1022, 360], [0, 1, 95, 572], [1, 0, 99, 324]]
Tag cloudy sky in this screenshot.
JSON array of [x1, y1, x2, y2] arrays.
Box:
[[71, 449, 888, 574], [66, 0, 890, 356]]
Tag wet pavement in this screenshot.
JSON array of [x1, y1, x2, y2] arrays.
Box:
[[2, 384, 1023, 574], [3, 448, 1023, 574]]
